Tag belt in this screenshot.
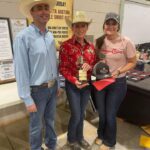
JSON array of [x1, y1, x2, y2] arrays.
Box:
[[31, 79, 56, 90]]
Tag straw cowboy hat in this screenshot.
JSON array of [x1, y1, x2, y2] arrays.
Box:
[[19, 0, 56, 18], [66, 11, 92, 28]]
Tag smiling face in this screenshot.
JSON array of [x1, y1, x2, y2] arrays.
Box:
[[103, 19, 119, 36], [30, 3, 50, 25], [72, 22, 88, 40]]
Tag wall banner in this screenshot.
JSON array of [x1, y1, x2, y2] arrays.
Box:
[[48, 0, 73, 49]]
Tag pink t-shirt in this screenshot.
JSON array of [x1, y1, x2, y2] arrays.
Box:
[[100, 35, 136, 78]]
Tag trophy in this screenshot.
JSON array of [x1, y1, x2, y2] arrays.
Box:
[[78, 56, 87, 83]]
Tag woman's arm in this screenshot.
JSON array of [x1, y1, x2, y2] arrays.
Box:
[[112, 56, 137, 78]]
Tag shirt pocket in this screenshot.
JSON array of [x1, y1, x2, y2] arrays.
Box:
[[29, 38, 47, 56]]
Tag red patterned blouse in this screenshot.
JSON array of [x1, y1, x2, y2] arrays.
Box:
[[59, 36, 96, 84]]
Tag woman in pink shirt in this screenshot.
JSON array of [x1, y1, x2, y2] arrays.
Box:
[[92, 12, 137, 150]]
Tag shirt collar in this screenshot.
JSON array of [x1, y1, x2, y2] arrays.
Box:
[[71, 35, 90, 45], [30, 23, 49, 34]]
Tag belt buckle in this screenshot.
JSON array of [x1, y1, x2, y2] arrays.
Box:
[[48, 80, 55, 88]]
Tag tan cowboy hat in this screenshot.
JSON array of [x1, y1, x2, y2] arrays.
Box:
[[66, 11, 92, 28], [19, 0, 56, 18]]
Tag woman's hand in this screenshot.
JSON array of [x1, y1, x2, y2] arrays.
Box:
[[75, 80, 89, 89], [82, 63, 91, 71], [111, 70, 120, 78]]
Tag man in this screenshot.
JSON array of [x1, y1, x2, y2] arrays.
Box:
[[13, 0, 60, 150]]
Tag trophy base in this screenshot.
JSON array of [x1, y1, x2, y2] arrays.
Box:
[[79, 80, 88, 85]]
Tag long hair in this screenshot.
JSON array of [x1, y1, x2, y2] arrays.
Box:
[[95, 35, 105, 59]]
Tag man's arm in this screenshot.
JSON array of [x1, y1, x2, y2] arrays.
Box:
[[13, 36, 36, 112]]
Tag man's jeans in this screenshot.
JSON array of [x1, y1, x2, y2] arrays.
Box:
[[94, 77, 127, 147], [65, 80, 91, 143], [30, 82, 57, 150]]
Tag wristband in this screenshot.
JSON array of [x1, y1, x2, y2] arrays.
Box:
[[117, 70, 121, 76]]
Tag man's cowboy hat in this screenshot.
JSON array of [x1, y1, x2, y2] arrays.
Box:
[[66, 11, 92, 28], [19, 0, 56, 18]]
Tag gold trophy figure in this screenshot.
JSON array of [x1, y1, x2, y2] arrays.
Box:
[[78, 56, 87, 83]]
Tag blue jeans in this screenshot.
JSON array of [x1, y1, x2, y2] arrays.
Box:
[[65, 80, 91, 143], [30, 82, 57, 150], [94, 77, 127, 147]]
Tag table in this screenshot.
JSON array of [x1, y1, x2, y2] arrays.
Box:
[[118, 77, 150, 125]]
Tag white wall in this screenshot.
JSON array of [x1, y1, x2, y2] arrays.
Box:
[[0, 0, 121, 40], [0, 0, 24, 18], [122, 1, 150, 44]]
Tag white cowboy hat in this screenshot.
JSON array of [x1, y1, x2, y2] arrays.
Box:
[[19, 0, 56, 18], [66, 11, 92, 28]]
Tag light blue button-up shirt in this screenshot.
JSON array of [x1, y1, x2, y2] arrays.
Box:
[[13, 24, 58, 106]]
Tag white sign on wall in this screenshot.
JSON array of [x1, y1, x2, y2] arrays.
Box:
[[0, 60, 15, 80], [10, 19, 27, 41], [0, 18, 15, 83], [0, 18, 13, 60], [122, 1, 150, 44]]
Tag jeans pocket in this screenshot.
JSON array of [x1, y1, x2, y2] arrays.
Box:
[[116, 77, 126, 84], [66, 80, 78, 90]]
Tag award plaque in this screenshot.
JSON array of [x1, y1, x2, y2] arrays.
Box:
[[78, 56, 87, 83]]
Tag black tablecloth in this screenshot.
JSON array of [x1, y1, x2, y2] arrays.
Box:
[[118, 77, 150, 125]]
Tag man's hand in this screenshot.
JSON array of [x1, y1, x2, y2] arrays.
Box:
[[57, 88, 64, 97], [75, 80, 89, 89], [26, 104, 37, 113]]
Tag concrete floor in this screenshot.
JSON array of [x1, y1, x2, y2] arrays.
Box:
[[0, 102, 149, 150]]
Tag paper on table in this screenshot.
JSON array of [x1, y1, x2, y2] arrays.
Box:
[[92, 77, 115, 91]]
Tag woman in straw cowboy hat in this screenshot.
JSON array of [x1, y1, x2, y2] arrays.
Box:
[[13, 0, 61, 150], [59, 11, 96, 150]]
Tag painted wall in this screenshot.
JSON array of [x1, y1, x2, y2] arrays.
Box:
[[73, 0, 121, 40], [122, 1, 150, 44], [0, 0, 121, 40], [0, 0, 23, 18]]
